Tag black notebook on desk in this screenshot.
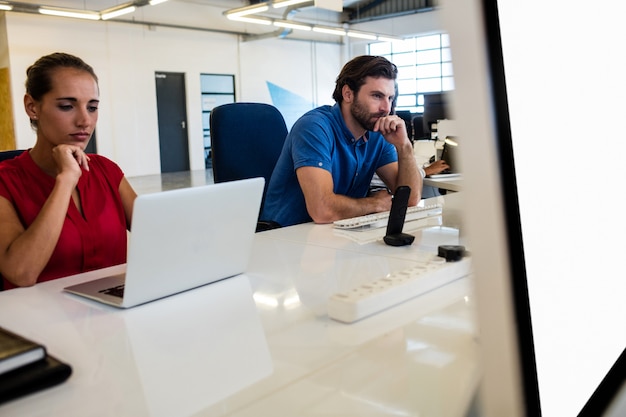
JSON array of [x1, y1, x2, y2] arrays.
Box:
[[0, 327, 72, 404], [0, 327, 46, 375]]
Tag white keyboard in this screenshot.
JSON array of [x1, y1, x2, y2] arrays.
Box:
[[333, 203, 443, 229], [328, 256, 471, 323]]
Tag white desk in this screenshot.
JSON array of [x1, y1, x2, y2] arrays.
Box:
[[0, 194, 479, 417], [424, 175, 463, 192]]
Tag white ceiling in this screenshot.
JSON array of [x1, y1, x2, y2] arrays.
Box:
[[5, 0, 426, 42], [5, 1, 376, 36]]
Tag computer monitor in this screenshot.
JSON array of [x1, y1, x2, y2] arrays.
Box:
[[442, 1, 626, 416], [395, 110, 415, 141], [422, 92, 449, 137]]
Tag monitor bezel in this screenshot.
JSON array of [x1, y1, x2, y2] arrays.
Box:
[[443, 0, 626, 415]]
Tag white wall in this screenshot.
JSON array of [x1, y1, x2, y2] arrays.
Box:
[[4, 9, 442, 177], [238, 38, 342, 126], [5, 13, 343, 177]]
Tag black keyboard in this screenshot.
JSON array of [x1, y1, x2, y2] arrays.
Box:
[[99, 284, 125, 298]]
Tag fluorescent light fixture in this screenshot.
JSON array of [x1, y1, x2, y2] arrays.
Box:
[[228, 15, 273, 25], [223, 3, 395, 41], [274, 20, 312, 31], [347, 31, 377, 40], [149, 0, 169, 5], [224, 4, 269, 18], [39, 7, 100, 20], [312, 26, 346, 36], [101, 5, 136, 20], [273, 0, 311, 8], [0, 3, 12, 11], [377, 35, 403, 42]]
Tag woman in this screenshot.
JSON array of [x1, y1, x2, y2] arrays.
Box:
[[0, 52, 137, 289]]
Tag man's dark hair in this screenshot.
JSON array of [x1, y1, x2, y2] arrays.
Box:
[[332, 55, 398, 103]]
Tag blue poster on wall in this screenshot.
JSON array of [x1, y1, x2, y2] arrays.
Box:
[[266, 82, 315, 130]]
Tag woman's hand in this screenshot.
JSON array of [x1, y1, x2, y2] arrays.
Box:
[[51, 145, 90, 184]]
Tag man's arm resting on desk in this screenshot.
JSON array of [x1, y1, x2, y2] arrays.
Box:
[[376, 141, 422, 206], [297, 167, 393, 224]]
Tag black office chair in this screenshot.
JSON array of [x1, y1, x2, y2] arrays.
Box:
[[209, 103, 288, 232], [0, 149, 25, 291], [0, 149, 25, 162]]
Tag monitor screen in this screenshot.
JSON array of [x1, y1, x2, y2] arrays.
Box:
[[422, 92, 449, 136], [395, 110, 415, 141], [442, 0, 626, 416]]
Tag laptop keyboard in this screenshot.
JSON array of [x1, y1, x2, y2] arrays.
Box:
[[99, 284, 125, 298]]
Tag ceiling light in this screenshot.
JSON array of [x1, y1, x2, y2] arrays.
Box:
[[39, 7, 101, 20], [347, 31, 377, 40], [312, 26, 346, 36], [273, 20, 312, 31], [228, 15, 273, 25], [377, 35, 403, 42], [149, 0, 169, 5], [0, 3, 12, 11], [223, 3, 398, 41], [224, 4, 269, 18], [101, 5, 136, 20], [273, 0, 312, 8]]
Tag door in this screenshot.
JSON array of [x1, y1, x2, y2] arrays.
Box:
[[155, 72, 189, 173]]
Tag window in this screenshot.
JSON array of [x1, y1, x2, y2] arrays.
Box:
[[200, 74, 235, 168], [369, 33, 453, 113]]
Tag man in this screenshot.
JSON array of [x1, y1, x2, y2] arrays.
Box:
[[261, 55, 421, 227]]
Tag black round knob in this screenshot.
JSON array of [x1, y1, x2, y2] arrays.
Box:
[[437, 245, 466, 262]]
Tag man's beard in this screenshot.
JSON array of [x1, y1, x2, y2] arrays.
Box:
[[350, 97, 387, 132]]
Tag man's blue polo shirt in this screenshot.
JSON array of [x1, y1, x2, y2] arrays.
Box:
[[261, 104, 398, 227]]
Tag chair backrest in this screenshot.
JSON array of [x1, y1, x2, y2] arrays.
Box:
[[209, 103, 288, 215], [0, 150, 24, 290], [0, 149, 25, 162]]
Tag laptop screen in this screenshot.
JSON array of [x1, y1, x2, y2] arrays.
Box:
[[438, 140, 459, 174]]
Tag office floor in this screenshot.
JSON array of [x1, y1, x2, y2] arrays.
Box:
[[127, 169, 214, 194]]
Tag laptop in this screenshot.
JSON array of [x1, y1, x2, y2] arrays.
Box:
[[63, 177, 264, 308], [428, 138, 462, 178]]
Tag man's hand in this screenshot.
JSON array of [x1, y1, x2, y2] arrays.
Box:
[[368, 189, 393, 213], [373, 115, 410, 147], [424, 159, 450, 176]]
